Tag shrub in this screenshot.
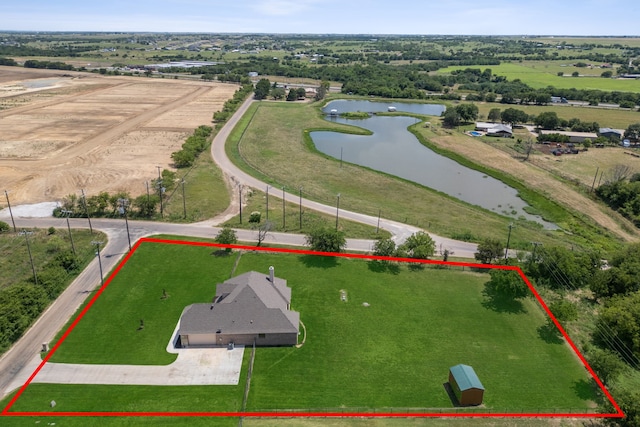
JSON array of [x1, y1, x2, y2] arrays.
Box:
[[249, 211, 261, 223], [0, 221, 9, 233]]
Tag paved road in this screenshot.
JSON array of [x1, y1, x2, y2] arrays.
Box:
[[0, 96, 478, 399]]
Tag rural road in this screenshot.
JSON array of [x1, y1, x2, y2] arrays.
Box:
[[0, 95, 478, 400]]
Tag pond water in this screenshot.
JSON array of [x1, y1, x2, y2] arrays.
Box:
[[313, 101, 557, 229]]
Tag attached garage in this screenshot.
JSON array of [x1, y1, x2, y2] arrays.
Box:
[[448, 364, 485, 406]]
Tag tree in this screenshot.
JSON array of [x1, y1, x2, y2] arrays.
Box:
[[485, 269, 529, 299], [296, 87, 306, 99], [400, 231, 435, 259], [215, 225, 237, 252], [442, 107, 460, 127], [286, 89, 298, 101], [305, 226, 346, 253], [534, 111, 561, 130], [132, 194, 158, 218], [487, 108, 501, 122], [601, 70, 613, 78], [270, 87, 285, 100], [548, 300, 578, 323], [624, 123, 640, 141], [372, 237, 397, 258], [500, 108, 528, 127], [596, 292, 640, 362], [572, 71, 580, 77], [587, 347, 625, 386], [254, 78, 271, 100], [474, 238, 503, 264], [456, 103, 478, 123], [0, 221, 9, 233]]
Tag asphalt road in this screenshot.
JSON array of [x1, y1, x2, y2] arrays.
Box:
[[0, 96, 478, 400]]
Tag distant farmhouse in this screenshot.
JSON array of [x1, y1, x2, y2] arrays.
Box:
[[538, 130, 597, 144], [598, 127, 623, 140], [475, 122, 513, 138], [178, 267, 300, 347]]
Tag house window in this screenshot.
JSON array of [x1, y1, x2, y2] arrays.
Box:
[[258, 333, 266, 339]]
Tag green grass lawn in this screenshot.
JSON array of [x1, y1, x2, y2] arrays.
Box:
[[5, 240, 603, 417]]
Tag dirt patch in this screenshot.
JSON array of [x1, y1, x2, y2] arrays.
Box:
[[0, 69, 239, 204]]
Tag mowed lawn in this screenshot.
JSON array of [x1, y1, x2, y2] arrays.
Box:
[[6, 240, 600, 415], [236, 253, 599, 412]]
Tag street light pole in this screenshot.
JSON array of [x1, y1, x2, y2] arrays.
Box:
[[504, 223, 514, 260], [4, 190, 16, 233], [335, 193, 341, 230], [92, 241, 104, 285], [80, 189, 93, 234], [61, 210, 76, 257]]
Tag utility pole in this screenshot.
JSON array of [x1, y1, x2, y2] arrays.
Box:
[[60, 210, 77, 257], [92, 241, 104, 285], [335, 193, 341, 230], [80, 189, 93, 234], [181, 178, 186, 219], [118, 198, 132, 252], [156, 166, 164, 218], [504, 223, 514, 260], [145, 181, 150, 204], [590, 167, 600, 192], [282, 186, 285, 229], [21, 230, 37, 285], [265, 185, 270, 221], [530, 242, 542, 265], [4, 190, 16, 233], [299, 186, 303, 229], [239, 184, 243, 224]]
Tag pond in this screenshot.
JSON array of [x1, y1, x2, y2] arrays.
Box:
[[314, 101, 557, 229]]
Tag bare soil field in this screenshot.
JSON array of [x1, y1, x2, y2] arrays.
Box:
[[0, 67, 239, 204]]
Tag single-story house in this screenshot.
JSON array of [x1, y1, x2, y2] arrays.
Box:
[[178, 267, 300, 348], [486, 124, 513, 138], [449, 364, 485, 406], [475, 122, 513, 138], [538, 130, 597, 144], [599, 128, 623, 140]]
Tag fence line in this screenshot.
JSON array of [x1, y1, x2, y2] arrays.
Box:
[[239, 340, 257, 427]]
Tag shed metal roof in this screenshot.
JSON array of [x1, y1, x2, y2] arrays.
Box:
[[450, 364, 484, 391]]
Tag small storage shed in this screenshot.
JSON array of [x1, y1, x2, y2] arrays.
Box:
[[448, 364, 484, 406]]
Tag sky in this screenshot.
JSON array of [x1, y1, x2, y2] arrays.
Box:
[[1, 0, 638, 36]]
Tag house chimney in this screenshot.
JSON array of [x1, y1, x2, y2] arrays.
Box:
[[269, 266, 274, 283]]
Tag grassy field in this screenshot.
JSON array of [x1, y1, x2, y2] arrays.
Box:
[[440, 62, 640, 93], [162, 146, 231, 222], [474, 102, 640, 131], [222, 187, 391, 239], [224, 100, 597, 251], [3, 240, 603, 420]]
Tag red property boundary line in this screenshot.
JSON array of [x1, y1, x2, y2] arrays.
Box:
[[1, 237, 625, 419]]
